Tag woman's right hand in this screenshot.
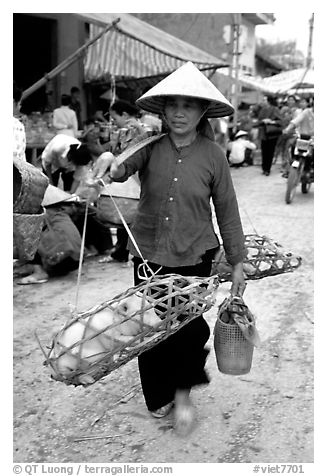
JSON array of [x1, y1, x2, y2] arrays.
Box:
[[93, 152, 125, 183], [93, 152, 116, 180], [108, 156, 122, 179]]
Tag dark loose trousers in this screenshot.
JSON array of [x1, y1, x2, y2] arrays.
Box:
[[133, 250, 216, 412], [261, 138, 278, 174], [43, 166, 75, 192]]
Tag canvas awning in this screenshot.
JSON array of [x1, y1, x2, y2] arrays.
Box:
[[74, 13, 229, 82], [262, 68, 314, 94], [215, 68, 278, 94]]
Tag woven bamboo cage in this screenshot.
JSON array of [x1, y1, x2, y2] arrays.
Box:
[[40, 272, 220, 387], [212, 234, 302, 281], [13, 159, 49, 214], [13, 208, 46, 261]]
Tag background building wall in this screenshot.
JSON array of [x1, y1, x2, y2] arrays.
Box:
[[14, 13, 87, 115], [134, 13, 258, 74]]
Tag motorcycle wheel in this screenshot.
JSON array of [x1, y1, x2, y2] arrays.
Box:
[[285, 166, 300, 204], [301, 180, 311, 194]]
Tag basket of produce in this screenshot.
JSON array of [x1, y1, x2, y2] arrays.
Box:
[[213, 294, 260, 376], [13, 207, 46, 261], [13, 158, 49, 214], [212, 234, 302, 281], [38, 272, 220, 387]]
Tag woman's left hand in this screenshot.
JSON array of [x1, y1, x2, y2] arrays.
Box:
[[230, 262, 246, 297]]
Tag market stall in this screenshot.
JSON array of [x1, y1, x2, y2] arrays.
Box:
[[21, 13, 230, 162], [20, 18, 121, 165], [23, 112, 56, 166], [261, 67, 314, 95], [76, 12, 228, 83]]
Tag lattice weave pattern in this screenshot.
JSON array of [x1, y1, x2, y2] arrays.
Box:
[[13, 158, 49, 214], [42, 273, 219, 387], [212, 234, 302, 281], [13, 210, 45, 261], [214, 295, 255, 376]]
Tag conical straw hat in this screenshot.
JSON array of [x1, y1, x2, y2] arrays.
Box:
[[136, 62, 234, 118], [234, 130, 249, 139], [41, 185, 75, 207]]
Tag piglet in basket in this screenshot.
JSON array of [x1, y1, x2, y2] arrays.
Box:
[[47, 295, 161, 385]]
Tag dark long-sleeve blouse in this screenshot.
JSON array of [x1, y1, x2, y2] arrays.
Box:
[[257, 104, 282, 141], [114, 133, 245, 267]]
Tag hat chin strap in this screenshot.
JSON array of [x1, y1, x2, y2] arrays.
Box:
[[198, 117, 215, 141]]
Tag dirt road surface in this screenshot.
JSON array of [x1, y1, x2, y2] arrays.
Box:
[[13, 162, 314, 466]]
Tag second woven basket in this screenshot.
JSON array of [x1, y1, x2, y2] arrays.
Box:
[[213, 295, 256, 375], [13, 159, 49, 214]]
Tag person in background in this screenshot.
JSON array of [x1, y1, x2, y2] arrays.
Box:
[[13, 82, 26, 162], [237, 104, 254, 139], [280, 95, 299, 125], [283, 97, 314, 139], [76, 119, 114, 255], [70, 86, 83, 131], [93, 110, 109, 123], [102, 62, 246, 436], [99, 100, 152, 264], [41, 134, 93, 193], [227, 130, 257, 167], [257, 95, 282, 176], [109, 100, 148, 153], [138, 87, 162, 134], [82, 119, 111, 161], [53, 94, 78, 138], [274, 95, 299, 176], [16, 187, 82, 285]]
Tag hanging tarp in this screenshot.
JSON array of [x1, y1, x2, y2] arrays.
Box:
[[236, 73, 278, 94], [214, 68, 277, 94], [74, 13, 228, 82], [262, 68, 314, 94]]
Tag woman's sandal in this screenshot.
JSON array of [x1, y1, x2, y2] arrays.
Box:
[[150, 402, 174, 419], [16, 274, 49, 285], [98, 255, 114, 264], [174, 404, 196, 436]]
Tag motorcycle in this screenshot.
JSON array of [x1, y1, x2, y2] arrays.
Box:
[[285, 136, 314, 204]]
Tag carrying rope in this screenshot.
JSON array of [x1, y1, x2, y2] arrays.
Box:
[[239, 203, 259, 236], [105, 191, 159, 279], [71, 134, 167, 315], [72, 183, 162, 315], [73, 200, 89, 315]]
